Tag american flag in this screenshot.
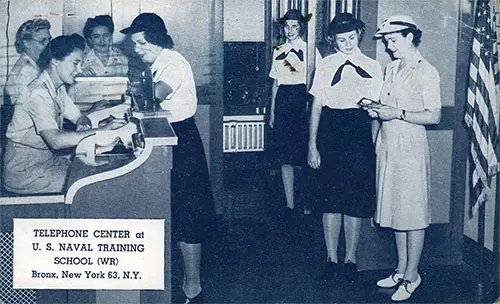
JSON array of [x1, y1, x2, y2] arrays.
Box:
[[464, 0, 500, 216]]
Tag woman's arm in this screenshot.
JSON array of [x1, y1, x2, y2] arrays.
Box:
[[371, 119, 380, 144], [269, 80, 278, 128], [308, 96, 322, 169], [40, 129, 96, 150], [369, 104, 441, 125], [154, 80, 173, 101], [40, 120, 126, 150]]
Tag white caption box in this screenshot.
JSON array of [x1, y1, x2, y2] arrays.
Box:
[[13, 219, 164, 290]]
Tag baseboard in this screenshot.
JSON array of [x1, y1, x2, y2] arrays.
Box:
[[463, 235, 496, 279]]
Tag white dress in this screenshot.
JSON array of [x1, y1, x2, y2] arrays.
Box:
[[374, 51, 441, 230]]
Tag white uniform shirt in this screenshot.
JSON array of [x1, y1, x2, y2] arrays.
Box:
[[269, 39, 308, 85], [6, 71, 82, 149], [309, 49, 383, 109], [82, 48, 129, 76], [4, 53, 39, 104], [151, 49, 197, 123]]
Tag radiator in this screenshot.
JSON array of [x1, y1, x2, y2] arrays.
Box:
[[223, 115, 265, 152]]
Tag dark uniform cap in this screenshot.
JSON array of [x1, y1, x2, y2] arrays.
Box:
[[120, 13, 167, 35], [328, 12, 365, 36], [279, 9, 311, 24]]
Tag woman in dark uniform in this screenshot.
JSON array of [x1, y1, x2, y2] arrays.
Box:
[[268, 9, 310, 216], [121, 13, 215, 303], [308, 13, 383, 283]]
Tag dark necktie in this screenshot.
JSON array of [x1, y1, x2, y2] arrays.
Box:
[[330, 60, 372, 86], [275, 48, 304, 62]]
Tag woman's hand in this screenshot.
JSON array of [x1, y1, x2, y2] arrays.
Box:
[[269, 111, 275, 128], [78, 67, 96, 77], [308, 145, 321, 169], [365, 104, 401, 121], [89, 99, 112, 113], [99, 119, 127, 131], [75, 116, 92, 131]]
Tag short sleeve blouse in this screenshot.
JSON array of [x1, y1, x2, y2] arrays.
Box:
[[82, 48, 129, 76], [380, 51, 441, 111], [150, 49, 198, 123], [7, 71, 82, 149], [269, 39, 308, 85], [309, 49, 383, 109]]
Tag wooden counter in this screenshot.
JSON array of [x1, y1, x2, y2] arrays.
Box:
[[0, 116, 177, 304]]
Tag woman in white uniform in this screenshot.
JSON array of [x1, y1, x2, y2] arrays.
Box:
[[121, 13, 215, 304], [308, 13, 382, 283], [3, 34, 124, 194], [368, 15, 441, 301], [268, 9, 310, 217]]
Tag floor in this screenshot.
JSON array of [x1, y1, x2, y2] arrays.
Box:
[[171, 214, 498, 304], [170, 161, 499, 303]]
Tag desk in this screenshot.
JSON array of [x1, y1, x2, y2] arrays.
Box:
[[0, 116, 177, 304]]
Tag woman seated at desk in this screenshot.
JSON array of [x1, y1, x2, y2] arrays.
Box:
[[3, 34, 125, 195]]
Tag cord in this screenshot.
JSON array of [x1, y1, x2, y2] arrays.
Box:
[[5, 0, 11, 85]]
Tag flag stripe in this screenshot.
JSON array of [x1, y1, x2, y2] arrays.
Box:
[[465, 1, 499, 216]]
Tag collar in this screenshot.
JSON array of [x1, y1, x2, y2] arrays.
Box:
[[338, 48, 364, 64], [84, 48, 119, 62], [284, 38, 306, 51], [39, 71, 57, 98], [392, 50, 423, 72], [38, 70, 66, 107], [21, 53, 38, 69], [84, 49, 98, 62], [150, 49, 171, 74]]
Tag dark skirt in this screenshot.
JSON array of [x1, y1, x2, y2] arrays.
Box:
[[314, 107, 376, 218], [170, 117, 216, 243], [268, 84, 308, 166]]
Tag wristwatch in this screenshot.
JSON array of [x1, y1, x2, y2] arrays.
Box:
[[399, 109, 406, 120]]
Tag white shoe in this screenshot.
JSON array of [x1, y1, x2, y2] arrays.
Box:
[[376, 270, 404, 288], [391, 274, 422, 302]]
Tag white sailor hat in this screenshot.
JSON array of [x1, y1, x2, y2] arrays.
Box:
[[374, 15, 418, 38]]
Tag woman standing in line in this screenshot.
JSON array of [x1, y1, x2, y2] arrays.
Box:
[[268, 9, 311, 218], [368, 15, 441, 301], [308, 13, 382, 283], [121, 13, 215, 303]]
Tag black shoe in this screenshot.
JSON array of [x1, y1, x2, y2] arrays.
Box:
[[183, 291, 203, 304], [281, 208, 295, 223], [320, 261, 340, 282], [344, 261, 359, 283]]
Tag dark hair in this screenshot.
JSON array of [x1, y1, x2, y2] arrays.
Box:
[[143, 31, 174, 49], [15, 18, 51, 54], [279, 9, 309, 36], [37, 34, 85, 71], [400, 28, 422, 47], [83, 15, 114, 46]]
